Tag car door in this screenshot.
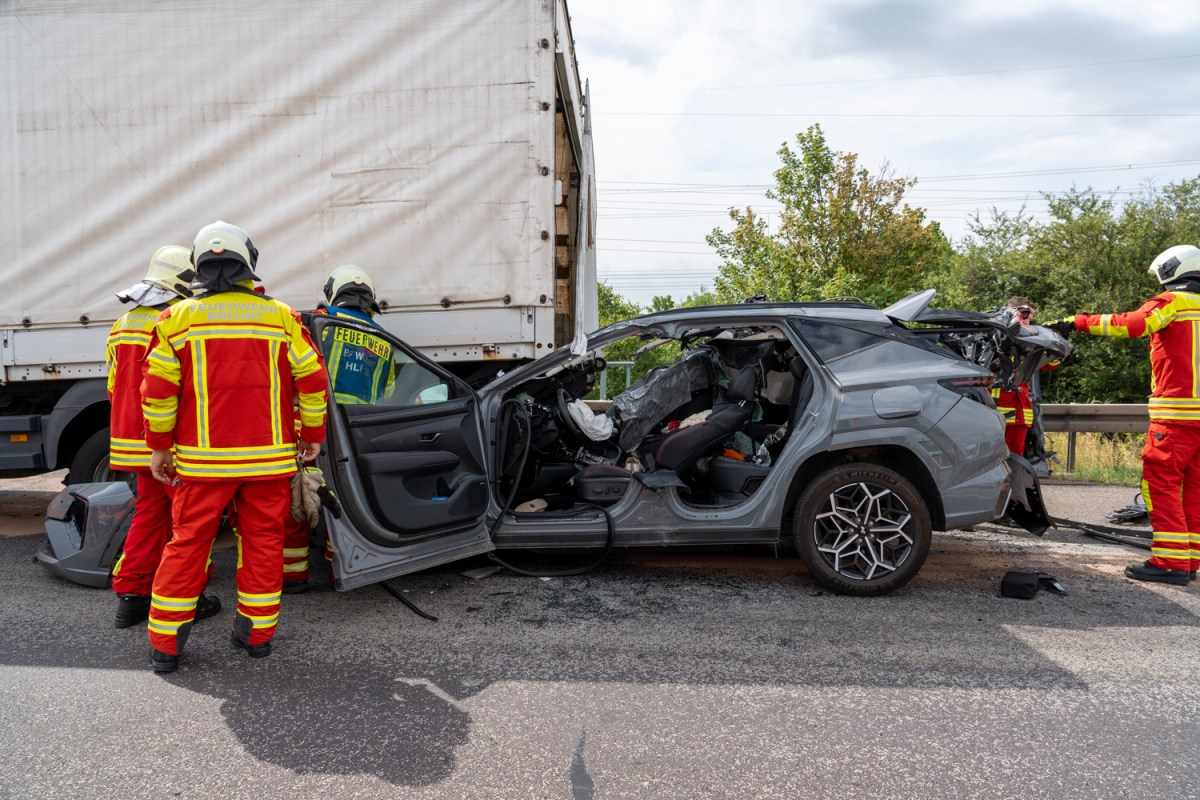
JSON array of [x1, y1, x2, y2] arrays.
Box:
[[307, 313, 494, 590]]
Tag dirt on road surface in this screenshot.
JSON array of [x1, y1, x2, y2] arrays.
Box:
[[0, 470, 69, 537]]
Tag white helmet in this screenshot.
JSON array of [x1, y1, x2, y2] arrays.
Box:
[[323, 264, 380, 313], [191, 220, 260, 286], [1147, 244, 1200, 286], [115, 245, 195, 306]]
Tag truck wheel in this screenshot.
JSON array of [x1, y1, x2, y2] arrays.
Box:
[[67, 428, 123, 485], [793, 463, 931, 597]]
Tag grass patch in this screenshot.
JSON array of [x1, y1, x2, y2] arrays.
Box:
[[1044, 431, 1143, 486]]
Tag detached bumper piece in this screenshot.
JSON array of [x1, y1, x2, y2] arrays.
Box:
[[36, 482, 135, 588], [1003, 454, 1051, 536]]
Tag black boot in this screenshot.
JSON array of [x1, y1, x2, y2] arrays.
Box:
[[1124, 561, 1190, 586], [195, 594, 223, 622], [150, 647, 178, 673], [231, 632, 271, 658], [115, 594, 151, 629]]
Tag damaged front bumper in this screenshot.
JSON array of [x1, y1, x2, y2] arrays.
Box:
[[35, 482, 134, 588]]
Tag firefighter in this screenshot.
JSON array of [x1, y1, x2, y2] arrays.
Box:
[[1050, 244, 1200, 585], [142, 221, 328, 672], [107, 246, 221, 628], [992, 297, 1039, 457], [992, 297, 1062, 459], [282, 265, 393, 592], [316, 264, 394, 405]]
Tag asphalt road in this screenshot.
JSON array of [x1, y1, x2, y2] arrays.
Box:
[[1, 474, 1198, 800]]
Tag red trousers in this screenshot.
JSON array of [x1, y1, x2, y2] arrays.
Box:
[[1141, 422, 1200, 573], [282, 516, 335, 586], [282, 514, 311, 585], [148, 477, 289, 655], [111, 472, 174, 595], [1004, 424, 1029, 458]]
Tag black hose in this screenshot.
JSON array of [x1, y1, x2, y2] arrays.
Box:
[[380, 580, 439, 621], [1050, 516, 1153, 551], [487, 398, 617, 577]]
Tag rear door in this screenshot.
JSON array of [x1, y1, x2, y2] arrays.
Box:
[[307, 314, 494, 590]]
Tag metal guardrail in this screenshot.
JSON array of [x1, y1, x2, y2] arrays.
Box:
[[1040, 404, 1147, 472], [595, 361, 634, 400]]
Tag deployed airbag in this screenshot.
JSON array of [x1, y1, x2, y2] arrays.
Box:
[[610, 349, 712, 451]]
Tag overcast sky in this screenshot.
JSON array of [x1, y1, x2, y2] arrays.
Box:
[[566, 0, 1200, 307]]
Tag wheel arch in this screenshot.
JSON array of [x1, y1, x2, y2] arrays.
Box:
[[45, 379, 110, 472], [781, 444, 945, 534]]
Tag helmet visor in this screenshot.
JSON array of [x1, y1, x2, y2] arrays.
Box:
[[116, 281, 179, 307]]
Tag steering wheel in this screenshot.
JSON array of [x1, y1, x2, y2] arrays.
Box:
[[554, 388, 587, 444]]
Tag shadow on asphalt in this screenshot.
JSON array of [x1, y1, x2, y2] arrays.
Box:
[[1, 532, 1196, 786]]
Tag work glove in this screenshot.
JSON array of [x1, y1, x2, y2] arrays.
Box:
[[1046, 316, 1077, 338], [291, 463, 328, 528]]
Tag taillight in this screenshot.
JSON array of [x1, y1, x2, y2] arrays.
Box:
[[939, 375, 996, 407]]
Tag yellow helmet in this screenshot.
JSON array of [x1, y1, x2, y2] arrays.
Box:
[[323, 264, 380, 313], [115, 245, 195, 306]]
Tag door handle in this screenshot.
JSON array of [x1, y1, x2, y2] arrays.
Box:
[[418, 432, 442, 444]]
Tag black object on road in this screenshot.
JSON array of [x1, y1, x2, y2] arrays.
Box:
[[1001, 571, 1068, 599]]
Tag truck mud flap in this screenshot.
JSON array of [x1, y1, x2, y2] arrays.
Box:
[[1004, 454, 1051, 536], [36, 482, 134, 588]]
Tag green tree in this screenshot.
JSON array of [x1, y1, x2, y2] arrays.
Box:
[[592, 282, 679, 398], [1029, 181, 1200, 403], [706, 124, 953, 306], [930, 206, 1038, 310]]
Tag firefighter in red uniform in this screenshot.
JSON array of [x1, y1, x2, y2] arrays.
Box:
[[992, 297, 1062, 458], [992, 297, 1039, 457], [142, 221, 328, 672], [1051, 245, 1200, 586], [107, 246, 221, 628]]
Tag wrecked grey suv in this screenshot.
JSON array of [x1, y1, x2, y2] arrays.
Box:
[[302, 289, 1068, 597], [38, 290, 1068, 597]]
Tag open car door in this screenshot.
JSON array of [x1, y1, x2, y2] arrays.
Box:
[[307, 313, 494, 590]]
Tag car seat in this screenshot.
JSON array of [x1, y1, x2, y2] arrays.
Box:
[[652, 365, 760, 473], [708, 357, 813, 501]]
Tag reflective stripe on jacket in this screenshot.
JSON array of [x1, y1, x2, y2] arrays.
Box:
[[141, 287, 328, 479], [1074, 291, 1200, 425], [107, 306, 162, 471]]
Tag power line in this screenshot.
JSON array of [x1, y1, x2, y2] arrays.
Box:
[[598, 111, 1200, 118], [599, 53, 1200, 94], [597, 158, 1200, 186]]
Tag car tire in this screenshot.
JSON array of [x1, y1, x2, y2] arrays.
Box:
[[793, 463, 932, 597], [66, 427, 130, 488]]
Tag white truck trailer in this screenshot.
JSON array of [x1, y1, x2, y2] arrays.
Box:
[[0, 0, 598, 482]]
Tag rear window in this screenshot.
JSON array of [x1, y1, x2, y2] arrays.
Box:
[[790, 318, 951, 363]]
